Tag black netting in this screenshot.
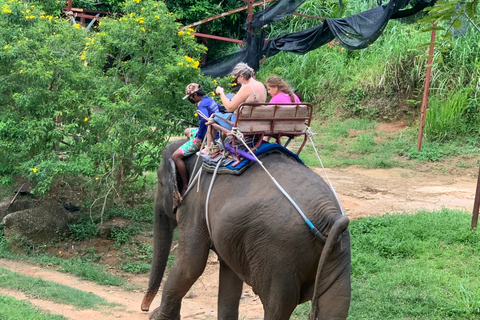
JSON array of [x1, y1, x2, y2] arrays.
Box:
[[201, 0, 435, 78], [201, 31, 265, 77], [244, 0, 306, 29]]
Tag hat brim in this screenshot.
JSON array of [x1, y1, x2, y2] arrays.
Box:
[[182, 94, 190, 100]]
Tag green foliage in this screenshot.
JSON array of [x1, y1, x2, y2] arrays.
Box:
[[105, 205, 153, 223], [68, 219, 99, 241], [164, 0, 248, 59], [119, 260, 151, 273], [110, 225, 140, 248], [0, 0, 231, 206], [116, 240, 153, 273], [0, 295, 68, 320], [69, 0, 123, 12], [406, 141, 445, 161]]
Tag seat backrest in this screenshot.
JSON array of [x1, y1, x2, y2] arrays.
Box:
[[235, 103, 312, 134]]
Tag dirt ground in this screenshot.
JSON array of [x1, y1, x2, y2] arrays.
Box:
[[1, 136, 479, 319]]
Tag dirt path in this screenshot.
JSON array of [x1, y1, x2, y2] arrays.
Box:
[[1, 165, 478, 319]]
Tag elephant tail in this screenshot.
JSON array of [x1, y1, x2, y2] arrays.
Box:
[[309, 215, 350, 320]]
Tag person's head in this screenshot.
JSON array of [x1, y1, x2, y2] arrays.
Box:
[[230, 62, 255, 84], [183, 83, 205, 104], [266, 76, 295, 102]]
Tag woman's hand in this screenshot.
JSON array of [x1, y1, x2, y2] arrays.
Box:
[[215, 86, 224, 95], [194, 138, 202, 148]]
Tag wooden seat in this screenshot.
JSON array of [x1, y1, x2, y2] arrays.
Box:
[[210, 102, 313, 156]]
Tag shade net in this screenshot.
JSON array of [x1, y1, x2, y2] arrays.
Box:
[[201, 0, 435, 78]]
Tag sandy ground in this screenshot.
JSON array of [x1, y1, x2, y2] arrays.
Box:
[[1, 164, 479, 319]]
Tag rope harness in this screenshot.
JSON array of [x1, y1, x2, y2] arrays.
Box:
[[203, 126, 344, 241]]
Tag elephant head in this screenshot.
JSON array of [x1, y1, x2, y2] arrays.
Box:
[[142, 139, 351, 320]]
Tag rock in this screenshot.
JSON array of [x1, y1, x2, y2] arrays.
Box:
[[0, 200, 9, 222], [97, 217, 130, 239], [2, 198, 74, 242]]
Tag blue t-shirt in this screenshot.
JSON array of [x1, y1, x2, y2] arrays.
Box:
[[196, 96, 220, 140]]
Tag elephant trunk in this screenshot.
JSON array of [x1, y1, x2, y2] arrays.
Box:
[[309, 215, 350, 320], [141, 204, 176, 312]]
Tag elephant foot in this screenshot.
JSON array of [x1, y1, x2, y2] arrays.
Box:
[[149, 306, 181, 320]]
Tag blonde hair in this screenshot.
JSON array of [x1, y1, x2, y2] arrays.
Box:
[[231, 62, 255, 80], [266, 76, 296, 103]]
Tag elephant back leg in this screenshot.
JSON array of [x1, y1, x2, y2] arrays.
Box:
[[258, 275, 300, 320], [218, 260, 243, 319]]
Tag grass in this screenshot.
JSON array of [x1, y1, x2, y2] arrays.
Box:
[[0, 267, 115, 309], [348, 209, 480, 319], [0, 295, 68, 320], [291, 208, 480, 319], [296, 116, 479, 169], [0, 244, 125, 287]]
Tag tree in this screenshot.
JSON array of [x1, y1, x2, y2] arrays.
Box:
[[0, 0, 218, 205]]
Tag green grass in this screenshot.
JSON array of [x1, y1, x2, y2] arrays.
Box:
[[291, 208, 480, 319], [299, 118, 410, 168], [0, 241, 125, 286], [297, 117, 479, 168], [0, 295, 68, 320], [0, 267, 116, 309], [348, 209, 480, 319]]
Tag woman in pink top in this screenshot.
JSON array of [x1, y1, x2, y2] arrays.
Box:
[[266, 76, 301, 103]]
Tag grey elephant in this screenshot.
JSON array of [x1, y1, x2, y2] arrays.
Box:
[[141, 140, 351, 320]]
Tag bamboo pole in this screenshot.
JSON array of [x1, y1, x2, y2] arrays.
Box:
[[417, 23, 437, 151]]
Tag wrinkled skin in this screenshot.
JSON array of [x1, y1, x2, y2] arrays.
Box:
[[141, 140, 351, 320]]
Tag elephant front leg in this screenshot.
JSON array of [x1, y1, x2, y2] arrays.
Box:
[[149, 237, 210, 320], [218, 260, 243, 319]]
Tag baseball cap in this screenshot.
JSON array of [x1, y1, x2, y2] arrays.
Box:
[[183, 83, 200, 100]]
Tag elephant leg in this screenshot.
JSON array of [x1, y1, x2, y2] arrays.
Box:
[[261, 277, 299, 320], [149, 235, 210, 320], [218, 260, 243, 320]]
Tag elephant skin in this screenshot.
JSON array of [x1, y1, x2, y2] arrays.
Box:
[[142, 140, 351, 320]]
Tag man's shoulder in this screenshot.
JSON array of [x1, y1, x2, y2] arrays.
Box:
[[198, 96, 214, 107]]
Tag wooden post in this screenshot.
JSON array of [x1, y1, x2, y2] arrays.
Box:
[[471, 165, 480, 230], [417, 23, 437, 151], [247, 0, 254, 35]]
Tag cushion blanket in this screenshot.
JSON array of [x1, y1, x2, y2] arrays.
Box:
[[201, 141, 304, 175]]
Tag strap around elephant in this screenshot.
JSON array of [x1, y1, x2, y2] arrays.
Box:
[[230, 128, 327, 243]]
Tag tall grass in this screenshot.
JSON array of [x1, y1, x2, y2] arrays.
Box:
[[425, 88, 477, 141]]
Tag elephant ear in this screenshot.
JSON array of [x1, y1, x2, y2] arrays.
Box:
[[163, 158, 182, 217]]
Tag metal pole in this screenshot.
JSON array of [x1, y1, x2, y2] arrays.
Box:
[[471, 165, 480, 230], [181, 0, 276, 30], [417, 23, 437, 151]]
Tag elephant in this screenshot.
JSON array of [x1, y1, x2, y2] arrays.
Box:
[[141, 139, 351, 320]]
